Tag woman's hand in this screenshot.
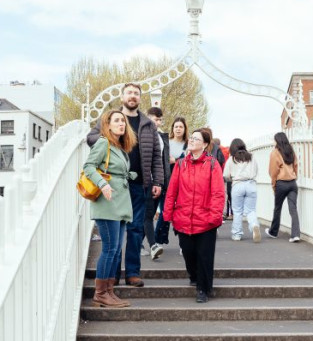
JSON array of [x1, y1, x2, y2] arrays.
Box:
[[170, 155, 176, 164], [101, 184, 114, 201]]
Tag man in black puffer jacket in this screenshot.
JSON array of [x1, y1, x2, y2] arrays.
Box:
[[87, 83, 164, 287]]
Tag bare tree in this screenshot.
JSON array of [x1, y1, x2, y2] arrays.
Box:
[[57, 56, 209, 132]]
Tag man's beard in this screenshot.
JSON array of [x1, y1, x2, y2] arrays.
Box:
[[123, 101, 139, 111]]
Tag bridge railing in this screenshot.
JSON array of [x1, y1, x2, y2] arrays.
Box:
[[248, 127, 313, 242], [0, 120, 93, 341]]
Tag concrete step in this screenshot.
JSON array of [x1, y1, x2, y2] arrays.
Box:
[[85, 268, 313, 279], [77, 320, 313, 340], [83, 278, 313, 299], [80, 297, 313, 321], [78, 223, 313, 340]]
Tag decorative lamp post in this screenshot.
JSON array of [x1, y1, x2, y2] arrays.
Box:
[[185, 0, 204, 37], [150, 89, 162, 108]]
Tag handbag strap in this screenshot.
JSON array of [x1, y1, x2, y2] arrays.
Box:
[[104, 139, 110, 172]]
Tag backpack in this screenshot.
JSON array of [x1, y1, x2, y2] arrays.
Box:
[[178, 153, 215, 171], [210, 144, 225, 168]]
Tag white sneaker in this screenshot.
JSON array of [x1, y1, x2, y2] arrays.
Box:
[[289, 236, 300, 243], [179, 248, 183, 256], [140, 245, 150, 256], [231, 235, 241, 241], [150, 243, 163, 260], [265, 228, 277, 239], [253, 226, 261, 243]]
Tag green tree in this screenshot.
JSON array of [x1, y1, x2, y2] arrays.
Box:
[[57, 56, 209, 132]]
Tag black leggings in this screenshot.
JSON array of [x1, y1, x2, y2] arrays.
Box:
[[178, 228, 217, 294]]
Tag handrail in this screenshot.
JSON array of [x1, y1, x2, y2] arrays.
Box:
[[0, 120, 93, 341]]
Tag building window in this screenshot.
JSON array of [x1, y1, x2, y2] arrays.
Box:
[[33, 123, 37, 139], [0, 187, 4, 196], [0, 145, 14, 170], [1, 120, 14, 135], [38, 126, 42, 141], [46, 130, 49, 141], [310, 91, 313, 105], [32, 147, 36, 158]]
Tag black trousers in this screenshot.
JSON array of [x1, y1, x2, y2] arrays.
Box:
[[178, 228, 217, 294], [270, 180, 300, 238], [226, 181, 233, 216], [143, 185, 160, 247]]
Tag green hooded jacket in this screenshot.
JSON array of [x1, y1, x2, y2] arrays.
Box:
[[83, 137, 137, 222]]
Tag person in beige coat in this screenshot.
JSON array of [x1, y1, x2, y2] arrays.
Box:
[[83, 109, 137, 307], [265, 132, 300, 243]]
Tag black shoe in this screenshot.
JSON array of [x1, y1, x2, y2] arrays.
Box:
[[196, 290, 208, 303]]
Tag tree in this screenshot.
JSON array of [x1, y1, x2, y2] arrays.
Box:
[[57, 56, 209, 133]]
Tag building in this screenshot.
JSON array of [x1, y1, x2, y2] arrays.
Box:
[[0, 98, 53, 196], [281, 73, 313, 130], [0, 80, 63, 126]]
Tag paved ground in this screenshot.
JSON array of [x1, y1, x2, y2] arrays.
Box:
[[88, 220, 313, 271]]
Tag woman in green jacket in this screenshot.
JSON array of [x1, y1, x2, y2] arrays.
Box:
[[83, 110, 137, 308]]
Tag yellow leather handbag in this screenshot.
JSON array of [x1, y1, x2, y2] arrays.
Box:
[[77, 140, 112, 201]]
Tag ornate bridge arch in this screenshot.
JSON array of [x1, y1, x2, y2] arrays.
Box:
[[84, 50, 195, 123], [83, 1, 308, 130]]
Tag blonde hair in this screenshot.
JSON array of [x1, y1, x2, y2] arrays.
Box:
[[100, 110, 137, 153]]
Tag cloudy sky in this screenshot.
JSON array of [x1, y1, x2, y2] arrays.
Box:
[[1, 0, 312, 145]]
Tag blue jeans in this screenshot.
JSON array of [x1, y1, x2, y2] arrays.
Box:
[[231, 180, 259, 237], [125, 182, 146, 278], [95, 219, 126, 279]]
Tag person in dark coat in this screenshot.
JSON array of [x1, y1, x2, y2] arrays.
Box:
[[143, 107, 171, 259], [87, 83, 164, 287]]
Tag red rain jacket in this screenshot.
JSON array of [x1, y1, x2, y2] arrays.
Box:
[[163, 152, 225, 235]]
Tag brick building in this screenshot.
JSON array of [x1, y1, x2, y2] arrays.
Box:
[[281, 72, 313, 130]]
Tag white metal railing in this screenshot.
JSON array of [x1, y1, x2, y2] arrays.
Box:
[[0, 120, 93, 341], [248, 127, 313, 242]]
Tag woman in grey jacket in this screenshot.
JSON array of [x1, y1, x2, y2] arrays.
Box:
[[83, 110, 137, 308]]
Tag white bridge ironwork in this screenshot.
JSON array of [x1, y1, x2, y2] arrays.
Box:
[[84, 0, 308, 130]]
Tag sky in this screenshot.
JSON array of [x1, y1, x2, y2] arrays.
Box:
[[1, 0, 313, 146]]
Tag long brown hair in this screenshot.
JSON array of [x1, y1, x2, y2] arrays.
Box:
[[274, 132, 295, 165], [229, 138, 252, 163], [169, 117, 188, 142], [100, 110, 137, 153]]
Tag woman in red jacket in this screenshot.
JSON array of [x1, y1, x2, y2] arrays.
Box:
[[163, 128, 225, 303]]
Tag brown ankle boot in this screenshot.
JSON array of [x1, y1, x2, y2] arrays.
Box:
[[93, 279, 125, 308], [108, 278, 130, 307]]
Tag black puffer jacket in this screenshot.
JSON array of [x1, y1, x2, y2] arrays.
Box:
[[87, 110, 164, 188]]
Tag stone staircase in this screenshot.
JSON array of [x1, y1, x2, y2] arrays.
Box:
[[77, 223, 313, 340]]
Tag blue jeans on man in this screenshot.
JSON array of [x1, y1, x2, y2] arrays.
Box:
[[115, 182, 147, 282]]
